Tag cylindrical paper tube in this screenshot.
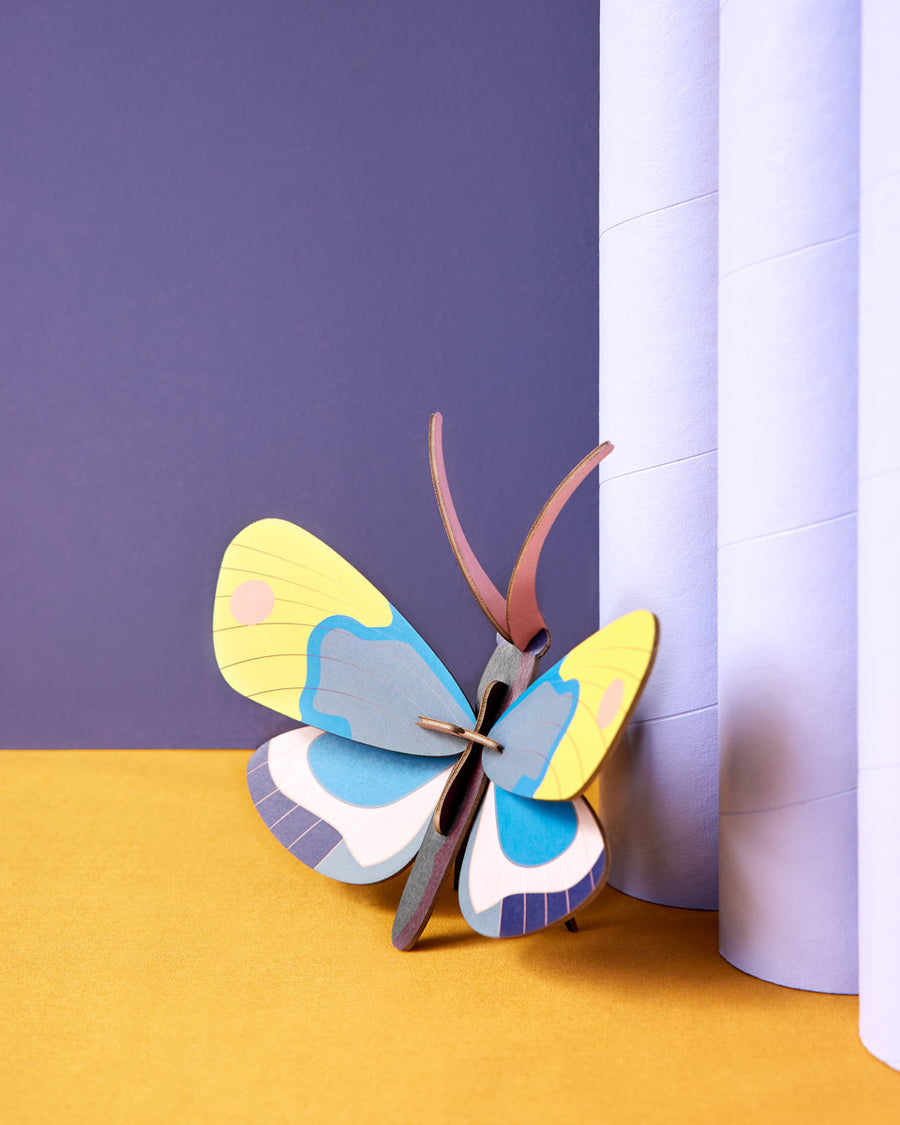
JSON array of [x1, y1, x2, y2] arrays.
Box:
[[858, 0, 900, 1070], [596, 1, 719, 908], [718, 0, 858, 993]]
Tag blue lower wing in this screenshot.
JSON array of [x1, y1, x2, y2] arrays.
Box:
[[248, 726, 458, 884], [457, 783, 608, 937]]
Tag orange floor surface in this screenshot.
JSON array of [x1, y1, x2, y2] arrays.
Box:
[[2, 750, 898, 1124]]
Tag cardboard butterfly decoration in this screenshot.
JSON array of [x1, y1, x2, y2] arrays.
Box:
[[213, 414, 657, 950]]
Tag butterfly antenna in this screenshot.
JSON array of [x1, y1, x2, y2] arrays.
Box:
[[428, 412, 511, 641], [505, 441, 614, 651]]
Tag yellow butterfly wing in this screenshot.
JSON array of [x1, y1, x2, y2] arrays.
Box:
[[213, 519, 474, 753], [482, 610, 658, 801]]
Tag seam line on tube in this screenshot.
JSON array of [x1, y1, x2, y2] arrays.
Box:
[[859, 464, 900, 487], [599, 189, 717, 242], [630, 703, 716, 728], [860, 166, 900, 197], [718, 510, 855, 553], [599, 448, 715, 487], [720, 786, 857, 818], [718, 230, 857, 287]]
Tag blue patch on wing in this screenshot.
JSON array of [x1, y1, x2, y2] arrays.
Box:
[[307, 732, 458, 807], [297, 611, 474, 756], [546, 890, 570, 924], [247, 743, 343, 870], [497, 850, 607, 937], [494, 787, 578, 866], [484, 672, 579, 798]]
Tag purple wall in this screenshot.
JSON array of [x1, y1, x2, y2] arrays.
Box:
[[1, 1, 599, 748]]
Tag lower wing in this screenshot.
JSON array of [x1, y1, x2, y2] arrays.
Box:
[[457, 782, 608, 938], [247, 727, 458, 884]]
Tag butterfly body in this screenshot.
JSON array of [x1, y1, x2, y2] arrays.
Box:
[[217, 415, 658, 949], [392, 647, 538, 950]]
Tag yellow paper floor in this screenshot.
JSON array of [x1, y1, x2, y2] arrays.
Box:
[[3, 750, 898, 1124]]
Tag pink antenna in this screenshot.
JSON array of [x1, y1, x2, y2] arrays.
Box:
[[429, 413, 614, 652], [428, 413, 511, 641], [505, 440, 613, 650]]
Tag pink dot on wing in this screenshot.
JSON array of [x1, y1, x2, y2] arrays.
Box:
[[595, 678, 624, 729], [230, 579, 275, 625]]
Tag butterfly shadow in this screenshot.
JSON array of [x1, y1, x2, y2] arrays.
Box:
[[718, 685, 796, 820], [406, 882, 483, 952], [334, 871, 407, 916], [515, 887, 726, 998], [333, 875, 482, 951]]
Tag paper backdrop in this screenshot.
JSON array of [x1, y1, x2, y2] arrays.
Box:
[[0, 1, 601, 749]]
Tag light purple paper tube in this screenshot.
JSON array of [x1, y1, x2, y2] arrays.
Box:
[[858, 0, 900, 1070], [596, 2, 719, 909], [718, 0, 859, 993]]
